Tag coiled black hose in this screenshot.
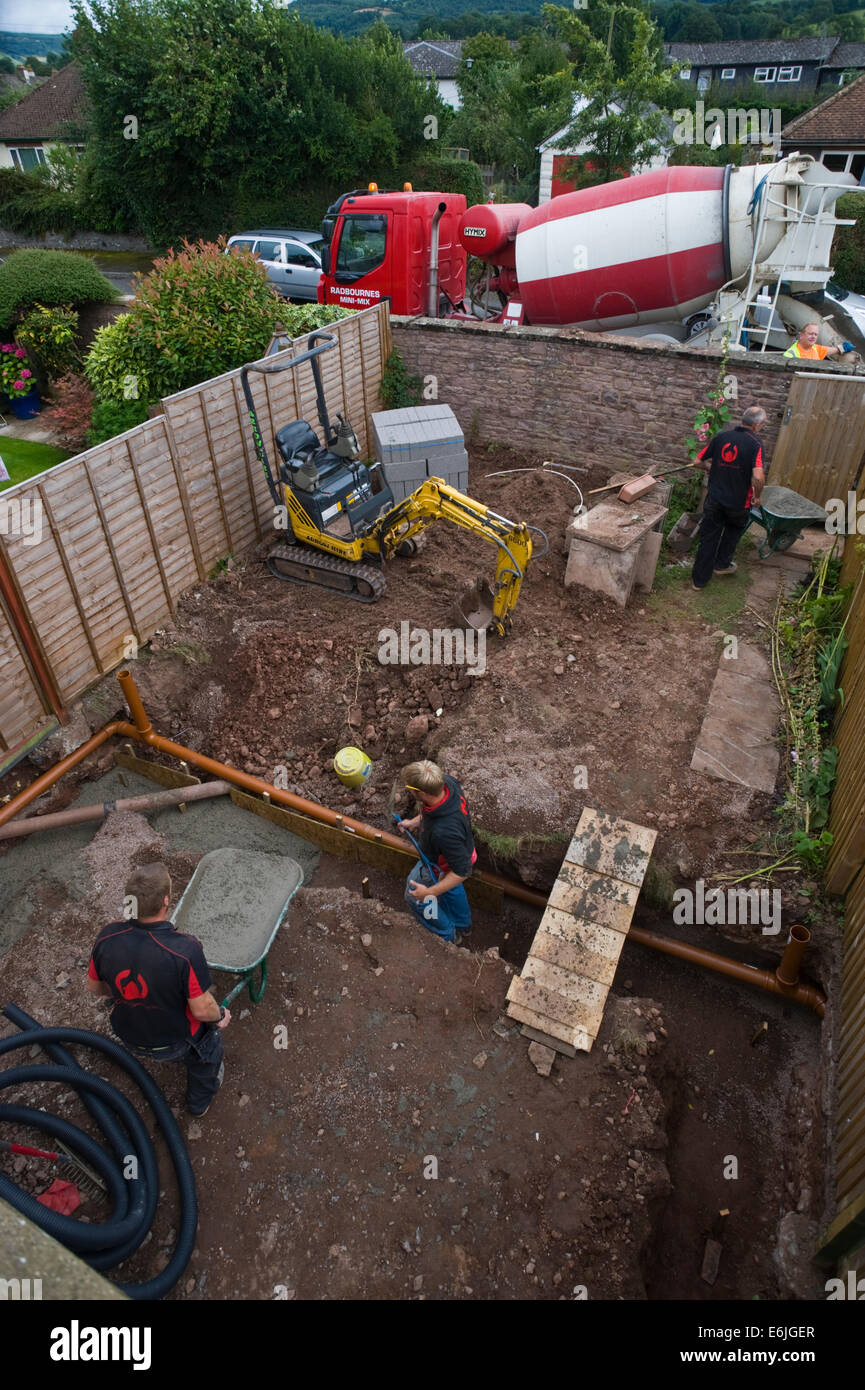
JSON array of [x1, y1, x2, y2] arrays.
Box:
[[0, 1005, 198, 1299]]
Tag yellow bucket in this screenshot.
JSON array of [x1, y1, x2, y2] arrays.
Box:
[[333, 746, 372, 788]]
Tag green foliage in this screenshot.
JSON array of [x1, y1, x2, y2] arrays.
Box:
[[448, 27, 573, 196], [84, 239, 285, 402], [70, 0, 444, 246], [272, 303, 355, 337], [0, 341, 36, 398], [15, 303, 81, 382], [833, 194, 865, 296], [87, 395, 150, 446], [687, 337, 732, 459], [0, 166, 81, 237], [405, 158, 486, 210], [774, 549, 855, 871], [0, 249, 116, 334], [547, 2, 682, 186], [380, 349, 423, 410]]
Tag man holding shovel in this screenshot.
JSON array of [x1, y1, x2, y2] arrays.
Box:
[[691, 405, 766, 590], [397, 760, 476, 945]]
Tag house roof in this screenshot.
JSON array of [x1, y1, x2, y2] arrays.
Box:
[[0, 62, 86, 141], [782, 68, 865, 143], [666, 39, 839, 67], [403, 41, 463, 79], [822, 43, 865, 71]]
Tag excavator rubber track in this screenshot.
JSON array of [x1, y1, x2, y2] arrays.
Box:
[[267, 543, 386, 603]]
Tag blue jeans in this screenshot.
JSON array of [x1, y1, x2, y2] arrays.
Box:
[[404, 861, 471, 943]]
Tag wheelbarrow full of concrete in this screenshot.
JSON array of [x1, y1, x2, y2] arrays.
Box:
[[746, 485, 829, 559], [173, 848, 304, 1006]]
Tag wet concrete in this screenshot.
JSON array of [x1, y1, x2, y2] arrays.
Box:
[[0, 768, 319, 952]]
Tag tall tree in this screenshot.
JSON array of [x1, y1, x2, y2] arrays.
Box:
[[71, 0, 443, 245], [547, 2, 680, 186]]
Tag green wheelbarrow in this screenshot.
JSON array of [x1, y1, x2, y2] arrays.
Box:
[[173, 848, 303, 1007], [747, 485, 829, 559]]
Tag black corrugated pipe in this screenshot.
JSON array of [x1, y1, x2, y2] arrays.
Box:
[[0, 1006, 197, 1299]]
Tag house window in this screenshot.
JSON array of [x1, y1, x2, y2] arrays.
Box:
[[9, 146, 46, 171], [721, 68, 736, 79], [678, 68, 691, 80], [778, 66, 802, 82], [754, 67, 777, 83]]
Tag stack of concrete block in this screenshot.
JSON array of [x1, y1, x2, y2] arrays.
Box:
[[370, 405, 469, 501]]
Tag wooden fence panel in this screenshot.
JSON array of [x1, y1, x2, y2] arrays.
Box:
[[0, 590, 47, 753], [827, 484, 865, 897], [769, 373, 865, 505], [0, 303, 389, 753]]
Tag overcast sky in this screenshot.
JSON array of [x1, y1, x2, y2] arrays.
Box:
[[0, 1, 75, 33]]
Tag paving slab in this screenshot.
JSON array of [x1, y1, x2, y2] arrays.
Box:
[[691, 631, 782, 792]]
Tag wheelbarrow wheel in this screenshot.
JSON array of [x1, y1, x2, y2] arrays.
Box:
[[774, 532, 800, 553]]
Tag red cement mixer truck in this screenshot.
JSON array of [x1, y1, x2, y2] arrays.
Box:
[[318, 157, 865, 355]]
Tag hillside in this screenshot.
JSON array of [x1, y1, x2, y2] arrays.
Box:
[[295, 0, 545, 37], [0, 32, 68, 63]]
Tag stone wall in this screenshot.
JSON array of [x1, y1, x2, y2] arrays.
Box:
[[392, 317, 847, 478], [0, 227, 152, 252]]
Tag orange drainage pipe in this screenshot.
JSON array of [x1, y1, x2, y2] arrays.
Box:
[[114, 671, 541, 907], [628, 923, 825, 1017], [0, 722, 132, 830], [0, 669, 827, 1019]]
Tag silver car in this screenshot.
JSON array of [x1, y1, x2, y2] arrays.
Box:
[[226, 229, 324, 301]]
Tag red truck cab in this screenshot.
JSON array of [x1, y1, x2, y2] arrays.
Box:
[[318, 185, 467, 317]]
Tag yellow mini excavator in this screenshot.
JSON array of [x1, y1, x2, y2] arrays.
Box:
[[240, 332, 534, 636]]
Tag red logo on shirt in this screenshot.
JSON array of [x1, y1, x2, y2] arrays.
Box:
[[115, 969, 149, 1001], [721, 443, 739, 463]]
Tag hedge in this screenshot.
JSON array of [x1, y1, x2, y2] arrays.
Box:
[[0, 250, 117, 333]]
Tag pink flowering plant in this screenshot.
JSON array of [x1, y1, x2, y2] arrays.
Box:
[[0, 343, 36, 399]]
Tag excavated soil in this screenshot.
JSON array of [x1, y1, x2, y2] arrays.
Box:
[[0, 442, 833, 1300]]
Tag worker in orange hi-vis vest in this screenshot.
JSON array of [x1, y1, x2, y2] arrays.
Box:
[[783, 322, 853, 360]]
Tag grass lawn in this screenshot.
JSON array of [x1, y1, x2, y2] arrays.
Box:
[[0, 436, 71, 491]]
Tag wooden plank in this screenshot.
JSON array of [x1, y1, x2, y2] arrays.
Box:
[[83, 458, 140, 644], [539, 906, 628, 960], [565, 808, 656, 886], [36, 482, 103, 673], [529, 928, 621, 988], [547, 863, 640, 933], [522, 955, 608, 1034], [506, 973, 602, 1038], [520, 1024, 577, 1057], [506, 998, 587, 1050], [161, 410, 206, 581], [114, 750, 202, 789]]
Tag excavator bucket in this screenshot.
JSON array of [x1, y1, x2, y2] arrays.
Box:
[[456, 577, 495, 632]]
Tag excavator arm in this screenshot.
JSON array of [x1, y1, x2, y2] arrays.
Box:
[[372, 478, 532, 637]]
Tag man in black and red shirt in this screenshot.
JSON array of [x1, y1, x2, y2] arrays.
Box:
[[692, 405, 766, 589], [86, 863, 231, 1117], [398, 760, 476, 944]]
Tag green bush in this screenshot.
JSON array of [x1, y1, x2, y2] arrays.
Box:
[[15, 303, 81, 382], [833, 194, 865, 295], [87, 396, 150, 446], [403, 158, 485, 209], [0, 249, 116, 333], [0, 167, 81, 238], [85, 239, 286, 402], [272, 303, 354, 337]]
